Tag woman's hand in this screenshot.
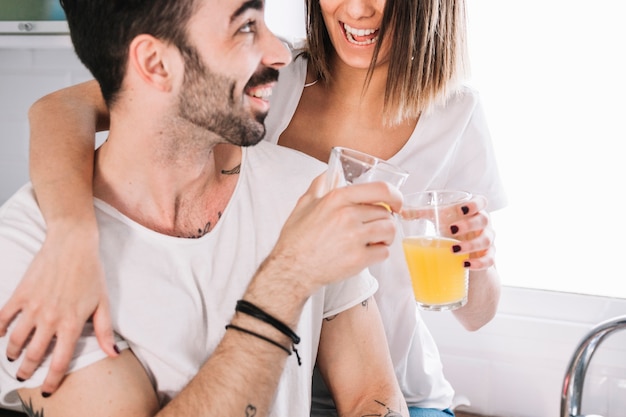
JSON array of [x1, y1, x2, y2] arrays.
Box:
[[0, 223, 117, 396], [448, 194, 495, 270], [448, 194, 501, 330]]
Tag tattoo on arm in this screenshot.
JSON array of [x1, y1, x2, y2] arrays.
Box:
[[361, 400, 402, 417], [19, 397, 44, 417], [324, 314, 338, 322], [325, 298, 370, 322]]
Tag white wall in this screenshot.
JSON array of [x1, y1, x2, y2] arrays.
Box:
[[265, 0, 306, 42], [466, 0, 626, 300], [0, 37, 91, 203]]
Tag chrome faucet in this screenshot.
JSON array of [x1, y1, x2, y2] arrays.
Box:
[[561, 315, 626, 417]]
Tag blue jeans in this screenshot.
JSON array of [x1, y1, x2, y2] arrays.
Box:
[[408, 407, 455, 417]]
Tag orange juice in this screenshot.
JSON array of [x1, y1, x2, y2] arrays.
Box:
[[402, 236, 468, 309]]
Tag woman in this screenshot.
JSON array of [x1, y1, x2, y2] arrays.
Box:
[[1, 0, 505, 415]]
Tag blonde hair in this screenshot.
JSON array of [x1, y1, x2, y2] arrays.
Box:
[[305, 0, 468, 126]]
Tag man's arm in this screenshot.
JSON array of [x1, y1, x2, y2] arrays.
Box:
[[10, 177, 404, 417], [17, 309, 296, 417], [159, 178, 404, 417], [17, 350, 159, 417], [316, 297, 409, 417]]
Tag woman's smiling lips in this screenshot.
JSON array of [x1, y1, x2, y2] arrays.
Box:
[[342, 22, 379, 46]]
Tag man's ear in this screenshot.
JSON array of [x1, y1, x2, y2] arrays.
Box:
[[127, 34, 180, 92]]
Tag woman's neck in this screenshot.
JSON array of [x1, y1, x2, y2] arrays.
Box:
[[277, 54, 417, 162], [321, 54, 390, 110]]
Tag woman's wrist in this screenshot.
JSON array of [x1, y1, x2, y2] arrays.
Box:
[[44, 213, 100, 243]]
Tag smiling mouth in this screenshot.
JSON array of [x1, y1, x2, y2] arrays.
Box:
[[245, 85, 273, 101], [343, 22, 379, 46]]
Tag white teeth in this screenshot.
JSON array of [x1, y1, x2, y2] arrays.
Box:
[[249, 87, 272, 99], [343, 22, 379, 45], [343, 22, 377, 37]]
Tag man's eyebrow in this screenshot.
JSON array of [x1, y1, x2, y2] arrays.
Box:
[[231, 0, 263, 21]]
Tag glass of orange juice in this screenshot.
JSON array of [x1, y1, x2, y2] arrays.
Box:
[[399, 190, 472, 311], [326, 147, 409, 192]]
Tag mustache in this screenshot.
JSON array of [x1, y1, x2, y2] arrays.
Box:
[[245, 67, 280, 89]]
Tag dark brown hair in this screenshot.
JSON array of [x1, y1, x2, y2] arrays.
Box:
[[61, 0, 199, 106]]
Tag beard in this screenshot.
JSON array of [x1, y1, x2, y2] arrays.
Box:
[[176, 46, 278, 147]]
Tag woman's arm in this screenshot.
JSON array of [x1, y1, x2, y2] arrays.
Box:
[[0, 80, 114, 396], [30, 80, 109, 226]]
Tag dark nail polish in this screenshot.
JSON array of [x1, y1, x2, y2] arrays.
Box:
[[461, 206, 469, 215], [42, 392, 52, 398], [16, 376, 25, 382], [450, 225, 459, 235], [464, 261, 471, 268], [452, 245, 462, 253], [113, 344, 121, 355], [7, 356, 15, 362]]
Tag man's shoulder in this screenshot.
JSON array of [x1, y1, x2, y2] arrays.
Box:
[[0, 183, 41, 225], [245, 141, 326, 177]]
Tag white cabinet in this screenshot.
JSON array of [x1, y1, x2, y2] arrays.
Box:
[[0, 34, 72, 49]]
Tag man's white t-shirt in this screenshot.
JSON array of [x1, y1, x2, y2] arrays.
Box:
[[264, 52, 507, 411], [0, 141, 378, 416]]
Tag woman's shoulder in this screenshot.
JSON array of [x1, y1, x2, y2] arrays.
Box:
[[443, 85, 482, 111], [422, 85, 484, 124]]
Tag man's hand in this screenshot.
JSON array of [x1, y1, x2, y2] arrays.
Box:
[[267, 173, 403, 296]]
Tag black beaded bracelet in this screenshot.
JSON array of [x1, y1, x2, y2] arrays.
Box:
[[235, 300, 301, 345]]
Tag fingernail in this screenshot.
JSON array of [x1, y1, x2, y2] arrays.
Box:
[[7, 356, 15, 362], [452, 245, 462, 253], [450, 225, 459, 235], [42, 392, 52, 398], [464, 261, 471, 268], [113, 344, 121, 354], [461, 206, 469, 215], [16, 376, 25, 382]]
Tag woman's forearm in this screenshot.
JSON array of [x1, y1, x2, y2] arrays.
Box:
[[28, 80, 110, 229], [453, 266, 501, 331]]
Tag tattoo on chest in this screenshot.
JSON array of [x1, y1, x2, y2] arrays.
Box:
[[185, 211, 222, 239], [20, 397, 44, 417], [245, 404, 257, 417]]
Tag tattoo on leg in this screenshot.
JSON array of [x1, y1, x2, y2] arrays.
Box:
[[19, 397, 44, 417], [361, 400, 402, 417], [245, 404, 257, 417]]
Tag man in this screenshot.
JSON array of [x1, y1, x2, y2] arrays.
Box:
[[0, 0, 408, 416]]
